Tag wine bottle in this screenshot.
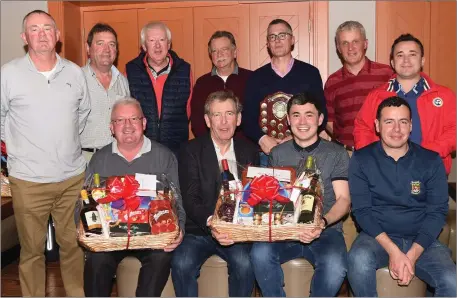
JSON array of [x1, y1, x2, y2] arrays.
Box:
[[298, 156, 319, 224], [80, 189, 103, 234], [91, 173, 105, 201], [217, 160, 236, 223]]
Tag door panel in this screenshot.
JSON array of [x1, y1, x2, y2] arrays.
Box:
[[138, 7, 194, 79], [376, 1, 431, 73], [193, 4, 250, 80], [249, 2, 310, 69], [429, 1, 456, 91], [83, 10, 139, 74]]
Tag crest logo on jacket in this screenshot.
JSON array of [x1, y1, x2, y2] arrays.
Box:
[[411, 181, 421, 195], [432, 97, 443, 107]]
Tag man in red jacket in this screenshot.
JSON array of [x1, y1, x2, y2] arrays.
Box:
[[190, 31, 252, 138], [354, 33, 455, 174]]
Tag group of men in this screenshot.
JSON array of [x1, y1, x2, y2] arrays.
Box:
[[1, 8, 455, 297]]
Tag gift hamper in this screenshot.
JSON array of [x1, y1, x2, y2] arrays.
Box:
[[1, 141, 11, 198], [77, 173, 179, 252], [211, 156, 323, 242]]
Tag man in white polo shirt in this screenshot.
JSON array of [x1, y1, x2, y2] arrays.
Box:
[[80, 23, 130, 162], [0, 10, 90, 297]]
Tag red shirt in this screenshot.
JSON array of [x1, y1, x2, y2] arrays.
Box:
[[324, 58, 393, 146]]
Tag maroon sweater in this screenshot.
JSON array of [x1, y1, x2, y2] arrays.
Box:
[[190, 66, 252, 138]]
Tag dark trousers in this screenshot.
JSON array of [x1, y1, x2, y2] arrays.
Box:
[[171, 234, 255, 297], [84, 249, 172, 297]]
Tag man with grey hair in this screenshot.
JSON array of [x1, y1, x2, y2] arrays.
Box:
[[126, 21, 192, 157], [84, 97, 185, 297], [80, 23, 130, 162], [190, 31, 252, 138], [324, 20, 393, 153], [172, 90, 258, 296], [1, 9, 90, 296]]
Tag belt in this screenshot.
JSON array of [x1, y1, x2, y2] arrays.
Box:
[[332, 140, 355, 152], [82, 147, 99, 153]]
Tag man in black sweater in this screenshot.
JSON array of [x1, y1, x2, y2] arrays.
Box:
[[171, 90, 259, 297], [243, 19, 327, 165]]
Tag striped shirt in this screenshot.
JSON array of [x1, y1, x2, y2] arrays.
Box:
[[324, 58, 393, 147]]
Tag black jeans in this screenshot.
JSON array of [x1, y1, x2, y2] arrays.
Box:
[[84, 249, 172, 297]]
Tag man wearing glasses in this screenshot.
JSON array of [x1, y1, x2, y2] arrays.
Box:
[[243, 19, 327, 165], [84, 97, 185, 297]]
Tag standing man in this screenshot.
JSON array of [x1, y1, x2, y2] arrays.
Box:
[[243, 19, 327, 163], [354, 33, 456, 174], [324, 21, 393, 151], [80, 23, 130, 162], [190, 31, 252, 138], [348, 97, 456, 296], [250, 92, 350, 297], [0, 10, 90, 296], [172, 90, 258, 296], [84, 98, 185, 297], [126, 22, 192, 156]]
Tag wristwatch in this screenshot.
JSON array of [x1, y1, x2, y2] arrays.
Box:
[[322, 216, 328, 229]]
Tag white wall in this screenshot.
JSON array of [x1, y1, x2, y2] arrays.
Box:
[[328, 1, 376, 76], [1, 1, 48, 66]]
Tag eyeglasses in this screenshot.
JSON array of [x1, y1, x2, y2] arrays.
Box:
[[267, 32, 292, 42], [111, 117, 143, 126], [210, 47, 231, 55]]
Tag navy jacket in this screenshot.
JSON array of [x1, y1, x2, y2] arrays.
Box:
[[243, 60, 327, 143], [126, 50, 191, 155], [349, 141, 448, 249]]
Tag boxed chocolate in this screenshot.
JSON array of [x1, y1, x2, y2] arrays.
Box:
[[253, 200, 295, 225]]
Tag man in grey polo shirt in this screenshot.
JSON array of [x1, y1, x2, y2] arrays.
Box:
[[84, 97, 185, 296], [250, 92, 351, 296], [0, 10, 89, 296], [80, 23, 130, 162]]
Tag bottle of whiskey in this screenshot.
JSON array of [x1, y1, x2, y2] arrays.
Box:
[[217, 160, 236, 222], [298, 156, 319, 224], [80, 189, 103, 234]]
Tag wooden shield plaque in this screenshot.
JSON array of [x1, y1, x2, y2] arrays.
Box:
[[259, 92, 292, 139]]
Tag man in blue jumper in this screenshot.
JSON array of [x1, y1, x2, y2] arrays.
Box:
[[348, 96, 456, 297], [242, 19, 327, 164]]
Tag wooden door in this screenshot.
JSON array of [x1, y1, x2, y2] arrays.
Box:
[[82, 10, 139, 74], [249, 2, 311, 69], [376, 1, 431, 73], [429, 1, 456, 91], [137, 7, 194, 79], [193, 4, 250, 80]]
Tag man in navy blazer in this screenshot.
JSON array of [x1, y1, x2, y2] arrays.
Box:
[[171, 90, 259, 297]]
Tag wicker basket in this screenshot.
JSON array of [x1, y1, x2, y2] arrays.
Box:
[[211, 197, 322, 242], [77, 222, 179, 252]]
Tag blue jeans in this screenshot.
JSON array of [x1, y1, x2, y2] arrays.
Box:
[[171, 234, 254, 297], [259, 152, 269, 167], [348, 232, 456, 297], [250, 228, 348, 297]]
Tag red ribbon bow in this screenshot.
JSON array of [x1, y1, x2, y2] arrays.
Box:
[[97, 175, 141, 210], [97, 175, 140, 249], [246, 175, 290, 206]]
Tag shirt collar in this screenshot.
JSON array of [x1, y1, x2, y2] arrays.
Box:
[[342, 57, 371, 78], [211, 61, 239, 76], [25, 52, 63, 73], [376, 140, 414, 160], [112, 136, 152, 160], [211, 138, 235, 155], [143, 52, 173, 78], [387, 76, 431, 92], [85, 59, 120, 83], [271, 57, 295, 77], [292, 138, 321, 153]]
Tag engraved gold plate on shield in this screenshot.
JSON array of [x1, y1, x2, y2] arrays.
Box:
[[259, 91, 292, 140]]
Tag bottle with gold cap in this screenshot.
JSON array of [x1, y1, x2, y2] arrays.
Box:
[[80, 189, 102, 234], [91, 173, 106, 201], [297, 156, 319, 224]]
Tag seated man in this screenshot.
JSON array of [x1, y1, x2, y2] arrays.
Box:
[[348, 96, 456, 297], [250, 92, 350, 297], [83, 97, 185, 297], [171, 90, 259, 297]]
